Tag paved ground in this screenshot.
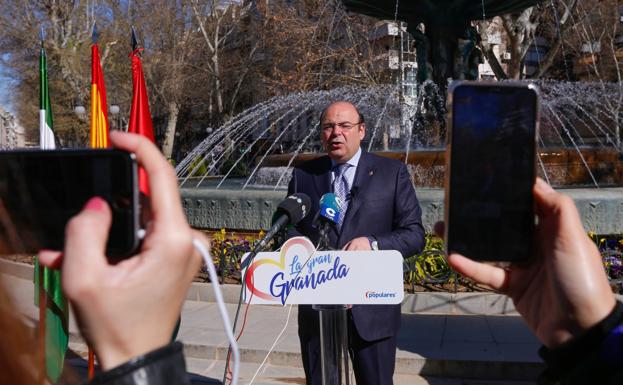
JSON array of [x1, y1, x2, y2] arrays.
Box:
[[3, 271, 543, 385]]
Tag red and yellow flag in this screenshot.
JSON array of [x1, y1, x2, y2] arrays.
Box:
[[90, 43, 109, 148]]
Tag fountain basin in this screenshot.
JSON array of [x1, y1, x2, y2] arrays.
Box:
[[180, 186, 623, 235]]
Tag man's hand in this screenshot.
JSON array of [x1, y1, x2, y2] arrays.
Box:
[[343, 236, 372, 251], [447, 178, 616, 349]]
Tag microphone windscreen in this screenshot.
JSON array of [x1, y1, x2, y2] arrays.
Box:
[[277, 193, 311, 225], [319, 193, 341, 224]]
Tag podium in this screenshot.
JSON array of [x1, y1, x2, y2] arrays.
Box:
[[242, 237, 404, 385]]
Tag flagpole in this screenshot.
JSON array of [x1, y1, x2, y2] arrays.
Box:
[[38, 265, 46, 383], [87, 21, 102, 379], [131, 25, 138, 52], [37, 29, 48, 384]]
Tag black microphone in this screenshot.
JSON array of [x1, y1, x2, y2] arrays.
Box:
[[251, 193, 311, 253]]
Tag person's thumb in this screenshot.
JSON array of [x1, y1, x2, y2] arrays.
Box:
[[534, 177, 583, 231], [533, 177, 570, 220]]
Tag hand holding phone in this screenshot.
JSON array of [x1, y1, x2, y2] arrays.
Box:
[[37, 131, 204, 370], [447, 179, 616, 349], [445, 81, 539, 262], [0, 149, 140, 259]]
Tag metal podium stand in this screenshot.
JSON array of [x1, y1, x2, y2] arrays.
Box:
[[312, 304, 350, 385], [313, 222, 351, 385]]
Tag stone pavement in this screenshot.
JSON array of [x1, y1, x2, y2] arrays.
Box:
[[2, 262, 545, 385]]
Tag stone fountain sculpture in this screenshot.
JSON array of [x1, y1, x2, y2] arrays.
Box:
[[342, 0, 545, 89]]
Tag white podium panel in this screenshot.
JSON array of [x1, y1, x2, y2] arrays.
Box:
[[241, 237, 404, 305]]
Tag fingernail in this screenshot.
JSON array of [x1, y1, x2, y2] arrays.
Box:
[[84, 197, 106, 211]]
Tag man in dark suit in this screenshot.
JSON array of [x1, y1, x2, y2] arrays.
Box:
[[287, 101, 425, 385]]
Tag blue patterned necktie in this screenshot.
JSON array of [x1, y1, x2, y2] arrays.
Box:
[[333, 163, 351, 231]]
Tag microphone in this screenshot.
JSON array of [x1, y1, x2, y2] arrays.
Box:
[[252, 193, 311, 253], [318, 192, 342, 225], [314, 193, 342, 250]]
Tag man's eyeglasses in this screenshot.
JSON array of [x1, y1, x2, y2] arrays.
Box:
[[321, 122, 362, 132]]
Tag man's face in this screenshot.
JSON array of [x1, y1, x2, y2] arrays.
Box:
[[320, 102, 365, 163]]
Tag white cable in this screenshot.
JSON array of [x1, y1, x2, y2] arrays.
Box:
[[222, 243, 288, 384], [193, 238, 240, 385], [246, 239, 316, 384], [245, 239, 317, 384], [247, 304, 294, 385]]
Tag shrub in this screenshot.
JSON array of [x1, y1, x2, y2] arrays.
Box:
[[208, 229, 265, 283]]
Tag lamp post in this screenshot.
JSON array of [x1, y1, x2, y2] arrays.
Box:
[[109, 104, 121, 131], [74, 102, 86, 117], [72, 101, 87, 147]]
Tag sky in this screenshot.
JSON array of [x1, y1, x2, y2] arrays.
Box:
[[0, 60, 16, 115]]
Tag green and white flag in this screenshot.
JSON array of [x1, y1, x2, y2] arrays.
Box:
[[35, 35, 68, 382], [39, 42, 55, 149]]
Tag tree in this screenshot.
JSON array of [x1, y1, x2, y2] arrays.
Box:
[[0, 1, 134, 145], [250, 0, 380, 94], [130, 0, 203, 159], [475, 0, 579, 80]]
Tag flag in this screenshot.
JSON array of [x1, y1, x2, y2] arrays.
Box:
[[35, 35, 69, 382], [90, 29, 109, 149], [39, 44, 55, 149], [128, 28, 155, 195]]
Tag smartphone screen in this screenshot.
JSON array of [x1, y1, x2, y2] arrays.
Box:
[[0, 149, 139, 259], [446, 82, 538, 262]]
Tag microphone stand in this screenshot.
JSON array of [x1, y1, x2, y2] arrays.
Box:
[[313, 221, 350, 385], [317, 221, 331, 251]]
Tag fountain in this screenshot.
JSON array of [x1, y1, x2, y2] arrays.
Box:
[[177, 81, 623, 234], [176, 1, 623, 235]]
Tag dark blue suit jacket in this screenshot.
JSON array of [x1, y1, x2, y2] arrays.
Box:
[[287, 150, 425, 341]]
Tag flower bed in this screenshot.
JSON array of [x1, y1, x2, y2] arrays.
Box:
[[4, 230, 621, 294], [202, 229, 623, 294]]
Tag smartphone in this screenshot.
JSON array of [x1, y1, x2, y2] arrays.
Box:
[[0, 149, 140, 260], [445, 81, 539, 262]]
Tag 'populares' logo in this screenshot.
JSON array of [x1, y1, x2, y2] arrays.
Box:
[[365, 291, 397, 299]]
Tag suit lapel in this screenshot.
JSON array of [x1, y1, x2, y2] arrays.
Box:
[[312, 156, 332, 198], [338, 151, 375, 245]]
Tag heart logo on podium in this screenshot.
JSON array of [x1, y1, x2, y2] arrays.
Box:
[[245, 237, 315, 301]]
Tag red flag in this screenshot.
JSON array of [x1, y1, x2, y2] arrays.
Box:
[[128, 48, 155, 195]]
